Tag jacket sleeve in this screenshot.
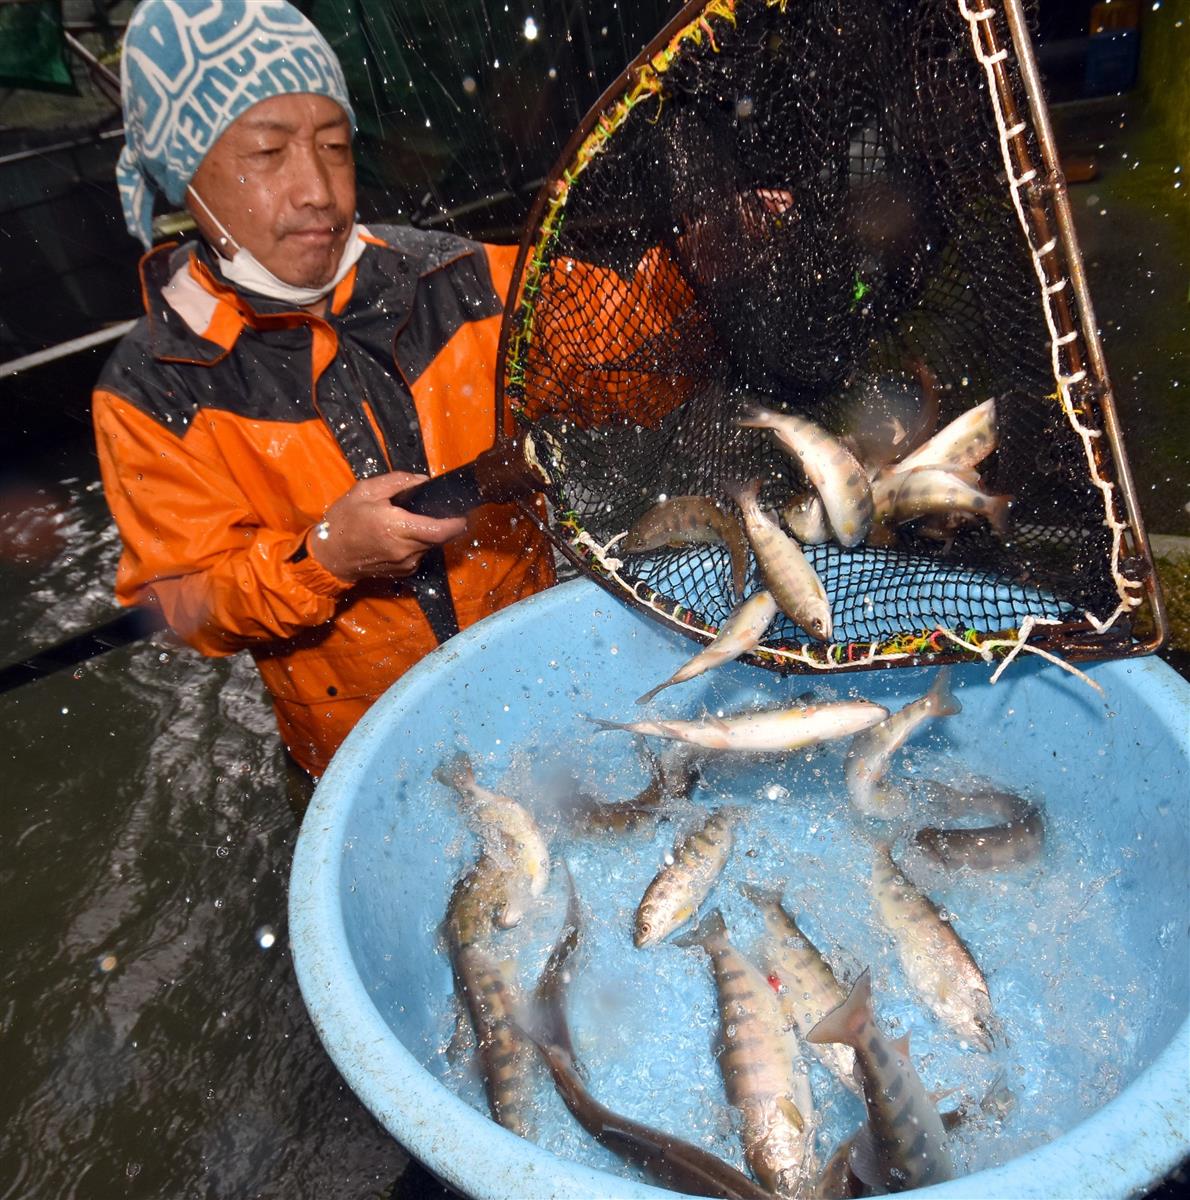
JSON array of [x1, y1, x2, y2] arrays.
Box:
[[93, 386, 353, 657]]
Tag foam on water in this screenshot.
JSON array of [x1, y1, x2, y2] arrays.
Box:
[[384, 690, 1158, 1192]]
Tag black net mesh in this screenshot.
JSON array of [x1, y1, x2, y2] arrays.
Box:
[[503, 0, 1148, 667]]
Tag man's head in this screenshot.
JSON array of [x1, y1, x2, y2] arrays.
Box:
[[117, 0, 357, 283]]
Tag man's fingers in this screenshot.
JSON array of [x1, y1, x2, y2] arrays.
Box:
[[387, 508, 468, 544], [353, 470, 430, 502]]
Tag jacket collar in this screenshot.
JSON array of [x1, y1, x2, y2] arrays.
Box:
[[137, 226, 481, 367]]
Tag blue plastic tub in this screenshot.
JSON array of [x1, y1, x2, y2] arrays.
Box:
[[290, 579, 1190, 1199]]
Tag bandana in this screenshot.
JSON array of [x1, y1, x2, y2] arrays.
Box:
[[117, 0, 356, 248]]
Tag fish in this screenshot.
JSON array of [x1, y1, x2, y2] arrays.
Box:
[[637, 590, 780, 705], [444, 853, 524, 950], [870, 843, 997, 1051], [434, 752, 550, 926], [444, 869, 537, 1135], [841, 361, 942, 476], [807, 968, 954, 1194], [621, 495, 750, 599], [739, 884, 859, 1095], [738, 404, 874, 547], [884, 467, 1011, 536], [635, 807, 736, 947], [782, 493, 832, 545], [677, 910, 816, 1198], [525, 882, 775, 1200], [590, 697, 890, 754], [845, 669, 962, 819], [725, 479, 832, 642], [575, 742, 702, 834], [891, 397, 998, 476], [913, 780, 1045, 870]]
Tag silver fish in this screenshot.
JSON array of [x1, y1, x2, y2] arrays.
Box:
[[845, 670, 961, 818], [892, 397, 998, 476], [913, 780, 1045, 870], [738, 404, 873, 547], [635, 808, 736, 947], [782, 493, 832, 545], [807, 968, 954, 1193], [637, 590, 779, 705], [727, 479, 832, 642], [622, 495, 750, 599], [677, 910, 816, 1198], [435, 753, 550, 924], [871, 844, 996, 1051], [740, 884, 859, 1095], [591, 697, 889, 754]]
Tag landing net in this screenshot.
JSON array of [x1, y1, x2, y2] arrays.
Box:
[[499, 0, 1165, 674]]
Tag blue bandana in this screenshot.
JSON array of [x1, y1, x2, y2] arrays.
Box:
[[117, 0, 356, 248]]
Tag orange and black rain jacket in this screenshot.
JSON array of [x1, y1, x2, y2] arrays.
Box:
[[93, 226, 555, 775]]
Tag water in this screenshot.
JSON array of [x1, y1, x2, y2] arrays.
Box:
[[399, 720, 1161, 1192], [0, 469, 417, 1199]]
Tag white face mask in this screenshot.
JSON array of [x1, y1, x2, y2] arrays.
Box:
[[186, 184, 368, 307]]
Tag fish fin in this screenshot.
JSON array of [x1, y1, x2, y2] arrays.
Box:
[[925, 667, 962, 718], [444, 1007, 475, 1065], [735, 403, 773, 430], [432, 751, 473, 792], [890, 1031, 911, 1058], [806, 967, 873, 1049], [940, 1106, 966, 1133], [671, 907, 727, 950], [928, 1086, 958, 1108], [986, 493, 1012, 536], [777, 1095, 806, 1133], [847, 1123, 883, 1190]]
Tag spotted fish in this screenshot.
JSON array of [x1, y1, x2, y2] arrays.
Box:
[[574, 742, 702, 834], [621, 495, 750, 599], [782, 493, 832, 545], [740, 884, 859, 1095], [845, 669, 961, 819], [738, 404, 874, 547], [727, 479, 833, 642], [892, 397, 998, 476], [444, 863, 536, 1136], [677, 909, 816, 1198], [871, 844, 997, 1051], [885, 467, 1011, 536], [635, 808, 736, 947], [807, 968, 954, 1194], [435, 752, 550, 925]]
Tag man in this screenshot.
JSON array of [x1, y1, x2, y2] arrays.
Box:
[[94, 0, 555, 778]]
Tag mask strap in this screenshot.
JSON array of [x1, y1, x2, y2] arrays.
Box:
[[186, 185, 240, 256]]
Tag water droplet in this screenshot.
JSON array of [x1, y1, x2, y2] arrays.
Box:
[[257, 925, 277, 950]]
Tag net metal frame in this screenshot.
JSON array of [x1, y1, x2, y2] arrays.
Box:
[[495, 0, 1167, 677]]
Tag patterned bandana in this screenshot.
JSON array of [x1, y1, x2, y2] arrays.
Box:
[[117, 0, 356, 248]]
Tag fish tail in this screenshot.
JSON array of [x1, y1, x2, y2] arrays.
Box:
[[723, 478, 761, 512], [636, 674, 679, 706], [986, 493, 1012, 536], [737, 880, 785, 912], [806, 967, 874, 1050], [926, 667, 962, 718], [432, 750, 474, 793], [736, 402, 775, 430], [587, 716, 633, 734], [671, 907, 728, 950]]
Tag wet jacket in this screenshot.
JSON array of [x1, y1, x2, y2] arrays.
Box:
[[93, 226, 555, 775]]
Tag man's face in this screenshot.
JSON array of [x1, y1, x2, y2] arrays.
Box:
[[188, 93, 356, 287]]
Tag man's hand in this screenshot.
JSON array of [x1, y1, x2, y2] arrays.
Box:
[[310, 472, 467, 583]]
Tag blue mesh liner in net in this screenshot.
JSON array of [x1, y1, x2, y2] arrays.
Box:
[[620, 543, 1067, 646]]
